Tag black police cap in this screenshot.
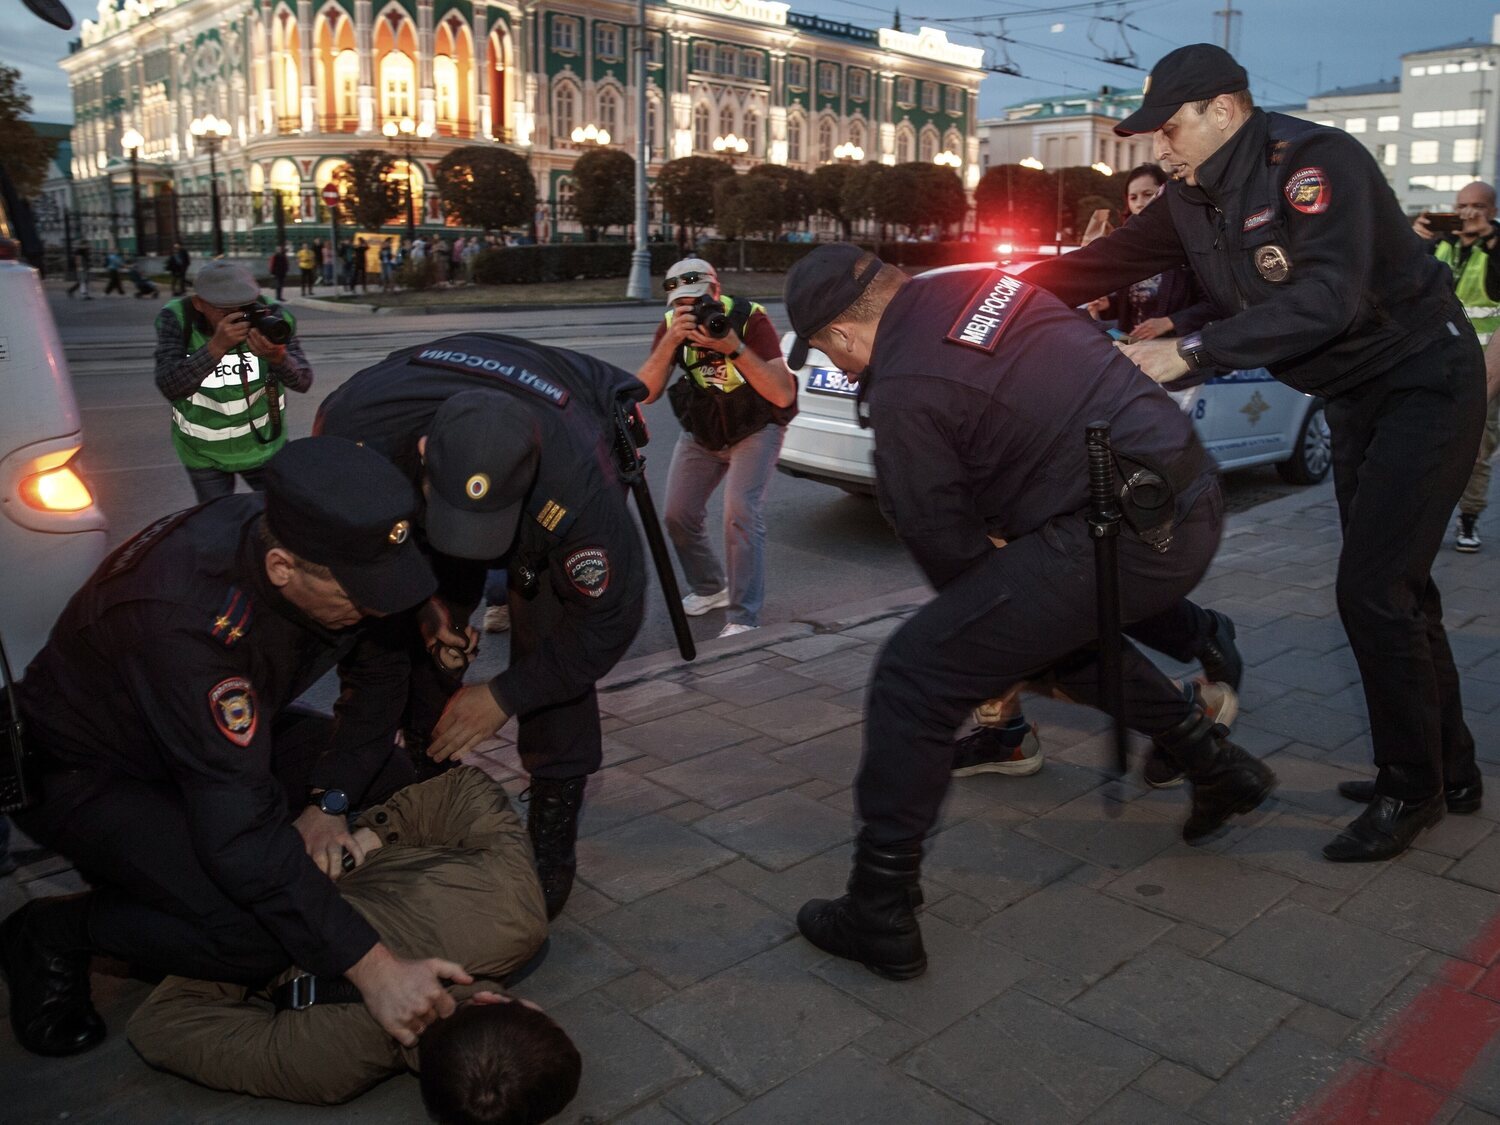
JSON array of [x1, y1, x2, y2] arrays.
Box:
[[264, 436, 435, 615], [423, 390, 541, 561], [1115, 43, 1249, 137], [783, 243, 885, 370]]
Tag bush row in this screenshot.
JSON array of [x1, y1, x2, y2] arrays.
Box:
[[472, 242, 685, 285]]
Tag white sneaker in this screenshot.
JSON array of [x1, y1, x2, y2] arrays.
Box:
[[717, 623, 758, 639], [483, 604, 510, 633], [682, 588, 730, 616]]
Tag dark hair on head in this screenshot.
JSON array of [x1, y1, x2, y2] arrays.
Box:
[[418, 1001, 582, 1125], [1125, 163, 1169, 194]]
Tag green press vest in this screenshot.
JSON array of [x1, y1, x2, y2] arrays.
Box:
[[165, 298, 292, 472], [664, 296, 796, 451], [1435, 238, 1500, 345]]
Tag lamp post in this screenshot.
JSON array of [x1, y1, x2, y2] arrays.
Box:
[[189, 114, 232, 257], [120, 127, 144, 256], [570, 122, 612, 146], [713, 133, 749, 156], [832, 141, 863, 162], [383, 116, 434, 241], [626, 0, 651, 302]]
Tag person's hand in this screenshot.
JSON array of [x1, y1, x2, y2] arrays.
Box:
[[209, 311, 252, 355], [293, 805, 366, 881], [429, 684, 510, 763], [351, 825, 383, 857], [1085, 296, 1110, 320], [1412, 212, 1436, 241], [687, 326, 742, 356], [1117, 338, 1190, 384], [346, 944, 471, 1047], [246, 328, 288, 364], [664, 311, 699, 345], [1081, 209, 1113, 245], [418, 598, 480, 672], [1130, 317, 1175, 342]]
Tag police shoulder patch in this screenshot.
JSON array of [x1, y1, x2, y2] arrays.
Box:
[[945, 270, 1034, 353], [210, 586, 254, 646], [208, 677, 258, 747], [1284, 167, 1330, 215], [564, 547, 610, 598]]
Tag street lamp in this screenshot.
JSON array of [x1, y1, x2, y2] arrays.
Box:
[[382, 116, 434, 240], [712, 133, 749, 155], [570, 122, 612, 146], [832, 142, 864, 162], [1091, 161, 1114, 177], [189, 114, 232, 256], [933, 150, 962, 168], [121, 127, 144, 256]]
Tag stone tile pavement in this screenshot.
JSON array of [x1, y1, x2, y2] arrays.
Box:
[[4, 482, 1500, 1123]]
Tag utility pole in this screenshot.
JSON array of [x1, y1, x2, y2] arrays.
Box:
[[626, 0, 651, 301], [1212, 3, 1241, 53]]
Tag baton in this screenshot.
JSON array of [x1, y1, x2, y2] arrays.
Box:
[[613, 403, 697, 662], [1086, 422, 1129, 775]]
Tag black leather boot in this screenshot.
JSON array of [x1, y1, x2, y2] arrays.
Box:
[[796, 835, 927, 980], [525, 776, 587, 920], [1158, 709, 1277, 841], [1337, 778, 1482, 815], [0, 897, 106, 1057], [1196, 610, 1243, 691]]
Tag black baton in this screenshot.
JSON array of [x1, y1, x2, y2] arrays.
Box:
[[613, 402, 697, 662], [1086, 422, 1129, 775]]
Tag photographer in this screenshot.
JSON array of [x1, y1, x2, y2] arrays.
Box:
[[154, 260, 313, 502], [636, 258, 797, 638], [1414, 181, 1500, 552]]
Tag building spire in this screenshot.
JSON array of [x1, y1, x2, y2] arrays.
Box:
[[893, 6, 901, 32]]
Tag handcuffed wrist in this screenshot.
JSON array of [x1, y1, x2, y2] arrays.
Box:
[[1176, 332, 1212, 371]]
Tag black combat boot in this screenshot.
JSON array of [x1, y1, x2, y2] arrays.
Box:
[[1158, 709, 1277, 841], [525, 776, 588, 920], [1196, 609, 1243, 691], [0, 896, 106, 1057], [796, 835, 927, 980]]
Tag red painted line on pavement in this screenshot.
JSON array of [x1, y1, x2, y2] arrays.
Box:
[[1291, 910, 1500, 1124]]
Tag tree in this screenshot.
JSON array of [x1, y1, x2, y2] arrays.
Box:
[[334, 149, 402, 231], [656, 156, 735, 248], [571, 148, 635, 239], [713, 173, 755, 244], [0, 65, 55, 199], [840, 163, 890, 240], [743, 164, 812, 236], [435, 146, 536, 232], [810, 163, 856, 239]]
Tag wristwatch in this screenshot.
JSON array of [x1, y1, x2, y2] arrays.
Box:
[[308, 788, 350, 816], [1175, 332, 1213, 371], [726, 344, 744, 360]]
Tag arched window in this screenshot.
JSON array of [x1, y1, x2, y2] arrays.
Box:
[[556, 176, 576, 219], [381, 51, 414, 119], [434, 55, 458, 123], [489, 27, 512, 137], [848, 118, 865, 154], [554, 81, 577, 140], [919, 128, 937, 164], [273, 11, 300, 124], [598, 87, 620, 139], [896, 125, 914, 163], [817, 117, 834, 162], [719, 105, 735, 142], [647, 94, 661, 154], [786, 115, 803, 164], [743, 110, 759, 155], [693, 103, 710, 152], [335, 50, 358, 118]]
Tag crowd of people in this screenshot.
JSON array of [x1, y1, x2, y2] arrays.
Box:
[[3, 39, 1499, 1125]]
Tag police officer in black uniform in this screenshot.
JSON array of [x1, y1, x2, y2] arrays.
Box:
[[314, 334, 648, 919], [1, 437, 473, 1057], [1025, 44, 1488, 862], [782, 243, 1277, 980]]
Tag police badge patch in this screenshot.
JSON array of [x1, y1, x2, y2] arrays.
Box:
[[565, 548, 610, 598], [209, 677, 258, 746], [1254, 244, 1292, 282], [1284, 167, 1330, 214]]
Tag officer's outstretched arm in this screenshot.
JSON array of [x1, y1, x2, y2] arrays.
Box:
[[1025, 194, 1188, 309]]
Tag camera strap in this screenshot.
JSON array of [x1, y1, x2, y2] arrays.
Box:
[[236, 347, 284, 446]]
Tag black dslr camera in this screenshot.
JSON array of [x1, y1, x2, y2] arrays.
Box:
[[688, 294, 732, 339], [239, 303, 292, 345]]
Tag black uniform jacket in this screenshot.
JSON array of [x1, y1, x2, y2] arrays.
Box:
[[314, 333, 647, 717], [1026, 110, 1463, 398], [17, 496, 411, 976], [865, 268, 1209, 590]]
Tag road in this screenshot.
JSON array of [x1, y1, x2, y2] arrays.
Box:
[[50, 286, 1305, 661]]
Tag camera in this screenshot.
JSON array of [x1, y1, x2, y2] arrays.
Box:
[[688, 294, 732, 339], [1424, 212, 1464, 235], [239, 303, 292, 345]]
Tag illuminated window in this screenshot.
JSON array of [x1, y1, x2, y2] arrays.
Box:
[[817, 117, 834, 162], [554, 82, 577, 139], [599, 87, 620, 138], [693, 42, 711, 71], [1455, 138, 1482, 163], [434, 55, 457, 122], [1345, 117, 1365, 133], [787, 115, 803, 162], [694, 103, 710, 151], [335, 50, 358, 118], [895, 77, 914, 106], [818, 63, 837, 95], [595, 24, 619, 60], [1410, 140, 1439, 165], [744, 110, 759, 154], [848, 69, 867, 99], [551, 16, 577, 53], [380, 52, 414, 119], [786, 58, 807, 88]]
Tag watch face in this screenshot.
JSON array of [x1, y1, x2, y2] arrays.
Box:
[[321, 789, 350, 816]]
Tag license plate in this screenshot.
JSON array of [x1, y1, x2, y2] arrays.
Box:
[[806, 366, 856, 397]]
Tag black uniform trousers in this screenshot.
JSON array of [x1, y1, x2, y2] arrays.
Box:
[[1325, 326, 1487, 800], [15, 710, 411, 986], [859, 484, 1223, 846], [405, 580, 604, 783]]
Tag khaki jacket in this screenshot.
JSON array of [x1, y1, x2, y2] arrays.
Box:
[[126, 767, 547, 1104]]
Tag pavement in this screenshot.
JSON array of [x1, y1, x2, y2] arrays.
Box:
[[4, 477, 1500, 1123]]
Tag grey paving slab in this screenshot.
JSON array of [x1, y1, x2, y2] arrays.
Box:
[[1084, 1087, 1201, 1125], [725, 693, 863, 744], [648, 745, 811, 810], [765, 633, 865, 662], [1245, 693, 1371, 750], [1130, 1058, 1217, 1109], [781, 644, 878, 687], [979, 881, 1176, 980], [574, 814, 738, 903], [722, 1047, 984, 1125], [924, 816, 1082, 910], [713, 847, 855, 918], [769, 724, 864, 786], [690, 662, 835, 708], [1463, 1036, 1500, 1117], [611, 708, 766, 764], [659, 1073, 747, 1123], [1103, 847, 1296, 934], [851, 1019, 930, 1063], [1192, 1028, 1349, 1125], [578, 766, 688, 837], [1416, 811, 1495, 860], [587, 874, 793, 988], [1256, 750, 1385, 819], [1069, 946, 1300, 1078], [1226, 811, 1386, 892], [978, 758, 1113, 818], [692, 791, 855, 871], [506, 918, 637, 1009], [1339, 866, 1500, 959], [1019, 790, 1183, 872], [1450, 834, 1500, 893], [599, 679, 721, 722], [1209, 902, 1426, 1017], [810, 915, 1030, 1034], [640, 942, 884, 1097], [907, 990, 1156, 1125], [551, 992, 700, 1125]]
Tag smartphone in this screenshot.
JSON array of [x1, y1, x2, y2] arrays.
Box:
[[1425, 212, 1464, 234]]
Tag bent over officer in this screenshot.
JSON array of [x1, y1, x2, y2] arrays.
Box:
[[315, 333, 647, 919], [1024, 44, 1488, 862], [1, 438, 466, 1057], [783, 244, 1277, 980]]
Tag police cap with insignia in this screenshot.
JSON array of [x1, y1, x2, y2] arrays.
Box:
[[1114, 43, 1249, 137], [263, 436, 436, 614], [783, 243, 885, 370], [423, 389, 541, 560]]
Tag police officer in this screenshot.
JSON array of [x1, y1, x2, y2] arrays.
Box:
[[782, 243, 1277, 980], [1024, 44, 1488, 862], [314, 333, 648, 919], [1, 437, 465, 1057]]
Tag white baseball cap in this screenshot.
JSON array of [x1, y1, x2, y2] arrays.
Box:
[[664, 258, 718, 304]]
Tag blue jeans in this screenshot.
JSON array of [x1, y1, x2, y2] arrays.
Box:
[[186, 464, 270, 504], [662, 425, 785, 627]]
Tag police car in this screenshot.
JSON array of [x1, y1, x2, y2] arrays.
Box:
[[778, 260, 1330, 495]]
